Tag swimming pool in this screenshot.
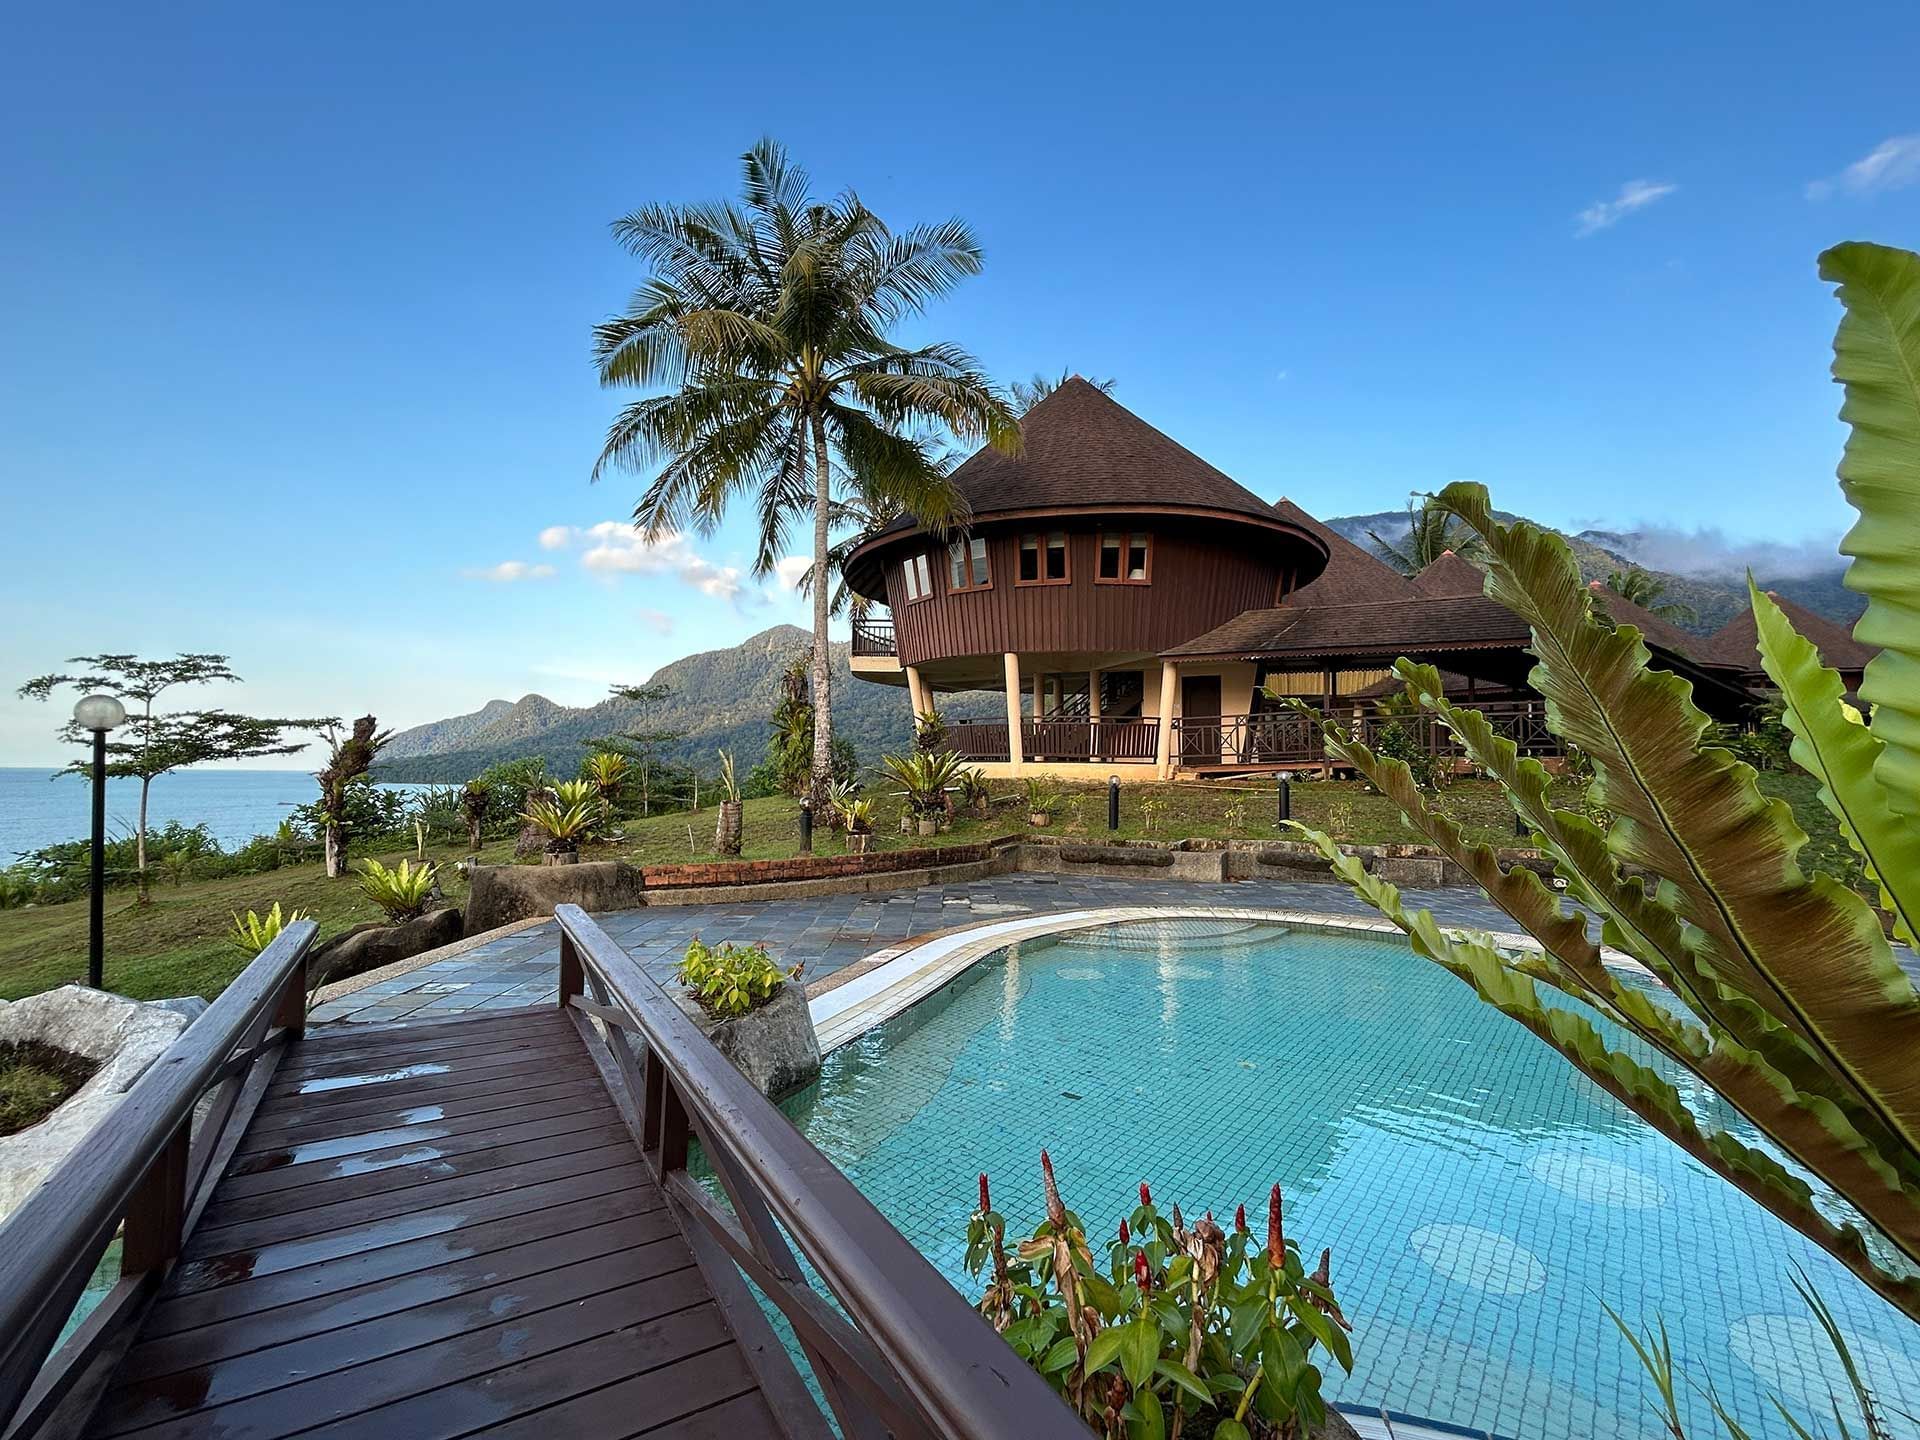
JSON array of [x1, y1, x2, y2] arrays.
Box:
[[783, 917, 1920, 1439]]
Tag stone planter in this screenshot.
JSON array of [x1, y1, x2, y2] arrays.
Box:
[[916, 816, 938, 837], [543, 848, 580, 867], [715, 800, 744, 856], [1029, 811, 1053, 827], [0, 987, 207, 1223], [669, 982, 821, 1099], [848, 831, 872, 854]]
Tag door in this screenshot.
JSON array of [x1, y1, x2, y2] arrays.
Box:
[[1180, 676, 1222, 764]]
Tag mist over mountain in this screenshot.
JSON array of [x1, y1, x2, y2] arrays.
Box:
[[1324, 510, 1862, 634]]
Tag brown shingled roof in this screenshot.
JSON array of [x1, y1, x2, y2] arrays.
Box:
[[1267, 498, 1422, 606], [1704, 592, 1879, 675], [1411, 550, 1488, 599], [875, 378, 1284, 536], [1163, 593, 1532, 660], [1586, 582, 1717, 663]]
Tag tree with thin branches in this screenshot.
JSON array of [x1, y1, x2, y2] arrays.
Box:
[[1368, 493, 1488, 574], [18, 654, 332, 898], [591, 139, 1020, 810]]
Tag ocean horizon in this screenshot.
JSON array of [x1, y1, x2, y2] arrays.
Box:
[[0, 767, 430, 862]]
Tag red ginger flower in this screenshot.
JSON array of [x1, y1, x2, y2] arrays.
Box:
[[978, 1173, 991, 1213], [1040, 1150, 1067, 1229], [1133, 1249, 1152, 1295], [1235, 1203, 1248, 1233], [1139, 1182, 1152, 1206], [1118, 1218, 1130, 1246], [1267, 1184, 1286, 1269]]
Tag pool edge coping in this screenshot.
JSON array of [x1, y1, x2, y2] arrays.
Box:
[[808, 904, 1648, 1054]]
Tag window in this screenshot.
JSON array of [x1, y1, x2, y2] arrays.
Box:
[[900, 552, 934, 603], [1097, 531, 1152, 584], [1017, 531, 1069, 585], [947, 534, 990, 592]]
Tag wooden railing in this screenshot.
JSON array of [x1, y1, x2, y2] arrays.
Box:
[[850, 617, 896, 657], [1174, 699, 1561, 767], [0, 920, 316, 1437], [552, 905, 1082, 1440], [948, 718, 1159, 763]]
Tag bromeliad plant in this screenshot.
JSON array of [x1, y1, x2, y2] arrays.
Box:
[[881, 749, 965, 819], [1287, 240, 1920, 1322], [520, 795, 597, 853], [354, 858, 438, 922], [228, 902, 308, 956], [676, 937, 801, 1018], [968, 1155, 1351, 1440]]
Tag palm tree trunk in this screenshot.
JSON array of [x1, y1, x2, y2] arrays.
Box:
[[807, 415, 835, 812], [136, 775, 152, 905]]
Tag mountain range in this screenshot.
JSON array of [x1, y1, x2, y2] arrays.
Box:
[[376, 513, 1863, 784]]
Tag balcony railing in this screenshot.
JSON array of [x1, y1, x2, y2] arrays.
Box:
[[850, 617, 896, 657], [949, 717, 1159, 763], [1173, 699, 1561, 767]]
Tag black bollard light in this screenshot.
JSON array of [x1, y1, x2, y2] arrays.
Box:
[[798, 799, 814, 854], [1107, 775, 1120, 831], [1276, 776, 1292, 826], [1514, 809, 1528, 840], [72, 693, 127, 989]]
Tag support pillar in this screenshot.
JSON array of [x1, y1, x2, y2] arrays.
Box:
[[905, 664, 928, 720], [1003, 653, 1024, 767], [1155, 661, 1177, 777], [1087, 669, 1101, 761]]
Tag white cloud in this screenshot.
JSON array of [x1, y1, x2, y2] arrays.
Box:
[[463, 560, 555, 583], [637, 608, 676, 635], [771, 555, 811, 592], [1574, 179, 1679, 237], [537, 524, 575, 551], [576, 521, 748, 604], [1807, 134, 1920, 201]]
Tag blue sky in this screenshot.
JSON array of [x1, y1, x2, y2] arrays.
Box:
[[3, 0, 1917, 765]]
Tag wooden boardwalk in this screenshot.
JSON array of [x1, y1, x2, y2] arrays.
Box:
[[83, 1007, 784, 1440]]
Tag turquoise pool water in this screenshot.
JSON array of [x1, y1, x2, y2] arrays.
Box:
[[782, 918, 1920, 1440]]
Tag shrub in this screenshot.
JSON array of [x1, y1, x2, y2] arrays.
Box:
[[1023, 777, 1064, 817], [229, 902, 309, 956], [913, 706, 948, 756], [520, 796, 596, 851], [882, 750, 965, 818], [354, 857, 438, 922], [675, 937, 798, 1018], [967, 1157, 1351, 1439]]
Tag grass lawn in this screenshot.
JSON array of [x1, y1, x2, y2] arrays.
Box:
[[0, 772, 1855, 1005]]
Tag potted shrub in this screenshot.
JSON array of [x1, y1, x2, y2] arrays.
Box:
[[1025, 778, 1064, 828], [673, 937, 818, 1097], [836, 796, 876, 854], [520, 794, 595, 864], [713, 750, 743, 856], [957, 766, 993, 820], [883, 750, 965, 839]]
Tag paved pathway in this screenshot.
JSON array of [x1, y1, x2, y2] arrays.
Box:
[[310, 873, 1520, 1026]]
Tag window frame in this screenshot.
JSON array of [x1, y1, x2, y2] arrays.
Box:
[[1015, 530, 1071, 587], [946, 534, 992, 593], [900, 552, 935, 604], [1095, 529, 1154, 585]]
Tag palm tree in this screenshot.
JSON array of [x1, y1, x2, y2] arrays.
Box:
[[1010, 369, 1116, 413], [592, 140, 1020, 807], [1605, 566, 1698, 623], [1368, 493, 1487, 574]]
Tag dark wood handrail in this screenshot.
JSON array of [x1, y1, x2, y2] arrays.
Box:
[[552, 904, 1083, 1440], [0, 920, 315, 1435]]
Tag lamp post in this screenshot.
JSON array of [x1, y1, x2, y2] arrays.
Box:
[[73, 694, 127, 989]]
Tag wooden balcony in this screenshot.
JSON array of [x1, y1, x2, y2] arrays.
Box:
[[0, 912, 1081, 1440], [948, 717, 1160, 763], [1172, 699, 1561, 770], [849, 617, 895, 657]]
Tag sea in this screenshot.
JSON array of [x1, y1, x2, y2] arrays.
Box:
[[0, 767, 433, 863]]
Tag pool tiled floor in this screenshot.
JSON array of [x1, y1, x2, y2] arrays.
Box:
[[308, 873, 1523, 1025]]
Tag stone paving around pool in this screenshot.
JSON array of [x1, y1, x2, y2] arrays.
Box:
[[307, 873, 1524, 1026]]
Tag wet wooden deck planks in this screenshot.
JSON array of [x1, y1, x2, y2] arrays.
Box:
[[85, 1006, 787, 1440]]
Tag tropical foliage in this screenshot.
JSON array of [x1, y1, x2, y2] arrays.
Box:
[[353, 857, 438, 923], [881, 749, 965, 818], [1010, 369, 1116, 413], [520, 795, 597, 850], [675, 936, 797, 1018], [227, 902, 308, 957], [591, 139, 1020, 809], [1604, 565, 1697, 622], [1366, 493, 1486, 575], [1024, 776, 1066, 817], [315, 715, 394, 878], [1284, 241, 1920, 1323], [966, 1156, 1350, 1440]]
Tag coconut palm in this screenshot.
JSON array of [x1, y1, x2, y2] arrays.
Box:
[[1605, 566, 1698, 623], [592, 140, 1020, 808], [1368, 493, 1487, 574], [1010, 369, 1115, 413]]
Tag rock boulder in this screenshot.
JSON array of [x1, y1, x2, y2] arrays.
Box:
[[464, 862, 647, 936], [669, 982, 820, 1100], [310, 907, 464, 985]]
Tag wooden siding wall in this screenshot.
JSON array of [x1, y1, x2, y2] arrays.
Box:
[[882, 522, 1297, 668]]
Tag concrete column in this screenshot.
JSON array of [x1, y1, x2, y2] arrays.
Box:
[[1087, 669, 1101, 762], [1003, 653, 1024, 766], [1154, 661, 1177, 776], [905, 665, 928, 719]]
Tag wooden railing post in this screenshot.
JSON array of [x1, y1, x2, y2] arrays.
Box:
[[273, 943, 308, 1042], [558, 931, 582, 1010], [120, 1120, 190, 1275]]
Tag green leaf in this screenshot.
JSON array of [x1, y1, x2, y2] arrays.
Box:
[[1820, 241, 1920, 824], [1119, 1316, 1160, 1389], [1752, 581, 1919, 946], [1211, 1422, 1252, 1440], [1129, 1388, 1165, 1440], [1082, 1326, 1126, 1377], [1228, 1296, 1267, 1355], [1153, 1358, 1214, 1408], [1040, 1335, 1079, 1374]]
